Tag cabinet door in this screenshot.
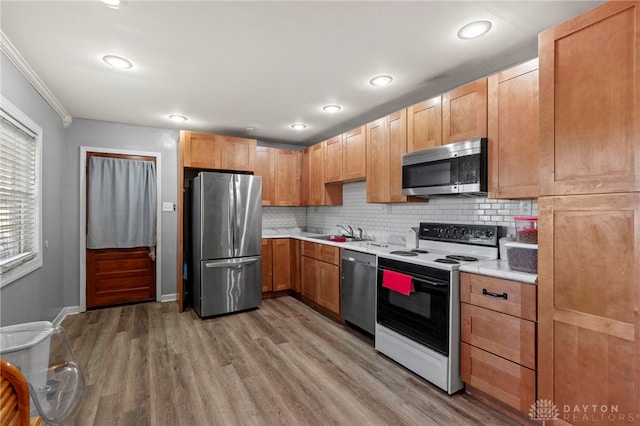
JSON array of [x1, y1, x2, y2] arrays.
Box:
[[261, 239, 273, 292], [290, 239, 301, 293], [407, 96, 442, 152], [342, 126, 366, 181], [272, 238, 292, 291], [308, 143, 325, 205], [538, 193, 640, 417], [274, 149, 301, 206], [316, 261, 340, 314], [218, 136, 256, 172], [255, 147, 275, 206], [442, 79, 487, 145], [539, 1, 640, 195], [460, 272, 536, 321], [183, 132, 219, 169], [301, 148, 310, 206], [365, 117, 389, 203], [488, 59, 539, 199], [387, 109, 409, 203], [301, 256, 317, 301], [324, 135, 343, 183]]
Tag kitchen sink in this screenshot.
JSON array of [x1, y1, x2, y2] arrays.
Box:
[[309, 235, 370, 243]]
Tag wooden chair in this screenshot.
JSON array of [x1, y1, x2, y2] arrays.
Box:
[[0, 359, 42, 426]]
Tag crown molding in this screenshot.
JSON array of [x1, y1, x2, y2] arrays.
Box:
[[0, 30, 72, 127]]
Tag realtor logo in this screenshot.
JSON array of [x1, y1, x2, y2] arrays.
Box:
[[530, 399, 560, 425]]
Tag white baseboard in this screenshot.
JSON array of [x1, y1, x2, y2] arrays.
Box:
[[159, 293, 177, 302], [53, 306, 82, 326]]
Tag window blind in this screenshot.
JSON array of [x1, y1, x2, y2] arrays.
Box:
[[0, 113, 38, 273]]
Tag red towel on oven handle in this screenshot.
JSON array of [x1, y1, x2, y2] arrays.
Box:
[[382, 269, 414, 296]]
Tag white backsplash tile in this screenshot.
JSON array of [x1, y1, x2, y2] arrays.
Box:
[[263, 182, 538, 243]]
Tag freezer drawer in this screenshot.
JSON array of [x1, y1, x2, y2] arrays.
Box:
[[194, 256, 262, 317]]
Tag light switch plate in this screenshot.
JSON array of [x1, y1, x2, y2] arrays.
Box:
[[162, 202, 175, 212]]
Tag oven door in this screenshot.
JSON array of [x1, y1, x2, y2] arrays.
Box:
[[376, 258, 450, 355]]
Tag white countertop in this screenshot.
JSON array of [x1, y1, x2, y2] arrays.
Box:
[[262, 230, 405, 256], [459, 259, 538, 284]]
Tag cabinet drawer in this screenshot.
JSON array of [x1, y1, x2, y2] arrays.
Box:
[[460, 273, 536, 321], [301, 241, 317, 258], [461, 342, 536, 414], [317, 244, 340, 265], [461, 303, 536, 369]]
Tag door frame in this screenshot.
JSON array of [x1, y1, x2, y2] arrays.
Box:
[[79, 146, 163, 312]]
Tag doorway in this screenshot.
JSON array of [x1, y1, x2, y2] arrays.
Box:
[[79, 147, 162, 311]]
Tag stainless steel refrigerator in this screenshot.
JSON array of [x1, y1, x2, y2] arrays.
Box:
[[191, 172, 262, 317]]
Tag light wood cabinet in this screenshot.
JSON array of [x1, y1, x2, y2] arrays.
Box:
[[407, 96, 442, 152], [261, 239, 273, 292], [307, 142, 342, 206], [442, 79, 487, 145], [488, 59, 539, 199], [274, 149, 301, 206], [301, 148, 309, 206], [255, 147, 275, 206], [460, 272, 537, 416], [182, 131, 256, 172], [272, 238, 292, 291], [538, 193, 640, 420], [539, 1, 640, 196], [324, 135, 344, 183], [342, 126, 366, 181], [300, 241, 340, 314]]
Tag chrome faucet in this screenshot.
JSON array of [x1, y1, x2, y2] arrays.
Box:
[[357, 227, 363, 240], [337, 224, 354, 237]]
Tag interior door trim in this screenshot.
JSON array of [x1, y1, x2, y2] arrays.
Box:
[[79, 146, 163, 312]]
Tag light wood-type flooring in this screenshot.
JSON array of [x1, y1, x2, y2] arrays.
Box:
[[61, 296, 519, 426]]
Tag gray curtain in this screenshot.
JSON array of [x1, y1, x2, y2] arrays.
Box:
[[87, 156, 157, 249]]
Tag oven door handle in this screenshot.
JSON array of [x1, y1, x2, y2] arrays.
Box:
[[412, 276, 448, 288]]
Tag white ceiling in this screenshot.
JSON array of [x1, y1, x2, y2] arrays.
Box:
[[1, 1, 602, 146]]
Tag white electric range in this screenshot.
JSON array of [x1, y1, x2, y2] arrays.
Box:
[[375, 222, 500, 394]]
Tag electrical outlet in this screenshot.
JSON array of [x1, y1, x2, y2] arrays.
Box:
[[162, 202, 175, 212], [519, 200, 531, 215], [383, 204, 392, 213]]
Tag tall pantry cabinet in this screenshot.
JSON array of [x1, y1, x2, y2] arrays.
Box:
[[537, 2, 640, 424]]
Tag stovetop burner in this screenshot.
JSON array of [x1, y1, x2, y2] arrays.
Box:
[[435, 258, 459, 264], [446, 255, 478, 262], [390, 250, 418, 256], [411, 249, 429, 254]]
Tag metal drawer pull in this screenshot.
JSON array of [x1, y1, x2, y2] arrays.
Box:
[[482, 288, 508, 299]]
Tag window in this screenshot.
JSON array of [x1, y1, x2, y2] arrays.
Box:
[[0, 95, 42, 287]]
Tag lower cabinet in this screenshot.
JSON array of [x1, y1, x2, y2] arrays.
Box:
[[300, 241, 340, 314], [262, 238, 298, 294], [460, 272, 537, 416]]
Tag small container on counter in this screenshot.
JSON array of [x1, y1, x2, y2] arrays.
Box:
[[505, 242, 538, 273], [514, 216, 538, 244]]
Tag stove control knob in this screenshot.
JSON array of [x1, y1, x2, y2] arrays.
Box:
[[452, 228, 459, 235], [460, 228, 467, 236], [444, 227, 451, 235]]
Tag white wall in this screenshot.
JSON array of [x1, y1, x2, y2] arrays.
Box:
[[0, 53, 67, 326], [63, 119, 180, 304]]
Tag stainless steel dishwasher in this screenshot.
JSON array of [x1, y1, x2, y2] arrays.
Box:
[[341, 249, 377, 334]]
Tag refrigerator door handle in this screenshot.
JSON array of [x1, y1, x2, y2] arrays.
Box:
[[204, 256, 260, 269]]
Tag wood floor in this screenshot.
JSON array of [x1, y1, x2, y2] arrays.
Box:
[[61, 297, 520, 426]]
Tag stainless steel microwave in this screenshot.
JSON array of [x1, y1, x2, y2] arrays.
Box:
[[402, 138, 488, 197]]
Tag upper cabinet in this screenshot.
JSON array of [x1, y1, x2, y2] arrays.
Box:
[[274, 149, 301, 206], [366, 109, 415, 203], [255, 146, 275, 206], [301, 148, 310, 206], [308, 142, 342, 206], [182, 131, 256, 172], [539, 1, 640, 196], [442, 79, 488, 145], [324, 126, 366, 183], [407, 96, 442, 152], [255, 146, 301, 206], [488, 59, 539, 199]]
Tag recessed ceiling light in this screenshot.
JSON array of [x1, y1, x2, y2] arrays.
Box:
[[168, 114, 187, 122], [457, 20, 492, 40], [246, 127, 255, 132], [290, 123, 307, 130], [102, 55, 133, 69], [322, 105, 342, 113], [100, 0, 121, 9], [369, 75, 393, 87]]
